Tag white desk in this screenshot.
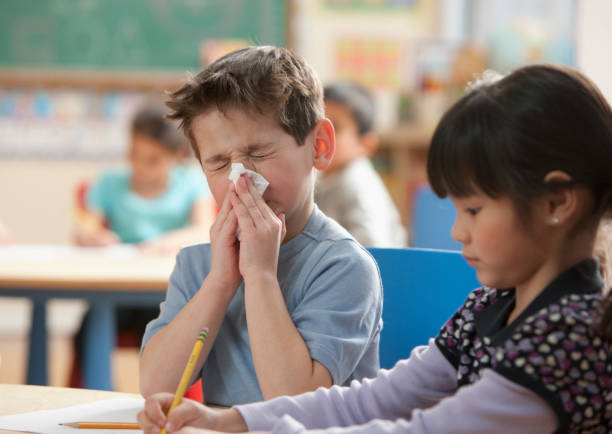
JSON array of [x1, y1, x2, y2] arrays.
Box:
[[0, 245, 174, 390], [0, 384, 142, 433]]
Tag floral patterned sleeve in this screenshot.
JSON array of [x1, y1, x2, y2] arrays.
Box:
[[435, 287, 493, 370], [492, 294, 611, 433]]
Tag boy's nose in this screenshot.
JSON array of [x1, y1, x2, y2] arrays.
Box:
[[239, 159, 257, 172]]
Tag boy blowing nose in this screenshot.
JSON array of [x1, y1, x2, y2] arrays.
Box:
[[139, 46, 383, 406]]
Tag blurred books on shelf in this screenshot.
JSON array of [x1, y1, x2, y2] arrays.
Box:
[[374, 122, 431, 229], [0, 88, 145, 160]]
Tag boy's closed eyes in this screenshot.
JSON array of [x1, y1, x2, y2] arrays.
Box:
[[203, 143, 277, 172]]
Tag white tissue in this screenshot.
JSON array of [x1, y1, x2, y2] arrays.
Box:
[[228, 163, 269, 196], [228, 163, 270, 241]]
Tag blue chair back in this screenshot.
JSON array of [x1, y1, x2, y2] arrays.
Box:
[[368, 247, 480, 369], [410, 183, 462, 251]]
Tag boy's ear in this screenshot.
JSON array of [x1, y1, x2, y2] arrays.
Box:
[[312, 118, 335, 170], [542, 170, 577, 226]]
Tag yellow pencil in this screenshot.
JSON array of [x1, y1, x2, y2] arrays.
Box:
[[160, 328, 209, 434], [59, 421, 140, 429]]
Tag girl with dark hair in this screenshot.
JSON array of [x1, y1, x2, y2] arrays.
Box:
[[138, 64, 612, 433]]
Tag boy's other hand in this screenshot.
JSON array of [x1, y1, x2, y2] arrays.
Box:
[[230, 175, 285, 283], [207, 184, 242, 292]]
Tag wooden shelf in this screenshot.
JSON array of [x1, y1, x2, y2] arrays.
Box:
[[379, 123, 433, 150], [377, 123, 434, 230], [0, 67, 187, 91]]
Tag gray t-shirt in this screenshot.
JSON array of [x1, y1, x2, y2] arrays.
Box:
[[141, 206, 383, 406]]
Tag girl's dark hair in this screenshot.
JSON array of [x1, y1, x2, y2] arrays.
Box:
[[427, 64, 612, 340], [132, 104, 187, 153], [324, 82, 375, 136], [427, 64, 612, 219]]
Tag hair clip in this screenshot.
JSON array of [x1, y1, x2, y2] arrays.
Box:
[[465, 69, 505, 93]]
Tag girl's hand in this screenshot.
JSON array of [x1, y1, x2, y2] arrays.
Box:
[[137, 393, 251, 434], [138, 393, 213, 433], [207, 185, 242, 293], [230, 175, 286, 284]]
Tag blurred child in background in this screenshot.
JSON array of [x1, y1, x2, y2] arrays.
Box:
[[70, 103, 215, 387], [75, 103, 215, 253], [315, 82, 406, 247]]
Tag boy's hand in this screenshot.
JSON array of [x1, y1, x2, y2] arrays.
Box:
[[230, 175, 286, 283], [207, 185, 242, 292]]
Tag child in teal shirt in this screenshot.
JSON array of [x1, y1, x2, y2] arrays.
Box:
[[70, 103, 215, 387], [76, 103, 215, 252], [86, 164, 208, 245]]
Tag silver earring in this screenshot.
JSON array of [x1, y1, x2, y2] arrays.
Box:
[[552, 217, 560, 224]]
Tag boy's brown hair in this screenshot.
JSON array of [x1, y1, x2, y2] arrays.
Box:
[[166, 46, 324, 162]]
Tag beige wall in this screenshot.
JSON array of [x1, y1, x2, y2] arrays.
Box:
[[0, 160, 122, 244], [577, 0, 612, 103]]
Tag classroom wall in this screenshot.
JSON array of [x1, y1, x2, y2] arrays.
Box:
[[0, 1, 442, 245], [293, 0, 438, 130], [1, 1, 607, 246], [577, 0, 612, 102]]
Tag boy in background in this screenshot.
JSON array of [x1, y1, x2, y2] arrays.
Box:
[[315, 82, 406, 247], [139, 46, 382, 406]]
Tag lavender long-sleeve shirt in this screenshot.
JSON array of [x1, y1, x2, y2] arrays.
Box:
[[236, 341, 557, 433], [236, 259, 612, 433]]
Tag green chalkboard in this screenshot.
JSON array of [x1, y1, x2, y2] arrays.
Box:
[[0, 0, 286, 70]]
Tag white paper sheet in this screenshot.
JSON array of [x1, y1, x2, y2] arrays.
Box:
[[0, 397, 144, 433]]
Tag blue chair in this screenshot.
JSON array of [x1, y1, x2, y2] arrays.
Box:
[[367, 247, 480, 370], [410, 183, 462, 251]]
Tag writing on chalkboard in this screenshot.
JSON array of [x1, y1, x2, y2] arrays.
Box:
[[0, 0, 286, 70]]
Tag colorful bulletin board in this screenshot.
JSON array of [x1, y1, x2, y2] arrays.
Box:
[[0, 88, 145, 159], [335, 38, 402, 89]]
